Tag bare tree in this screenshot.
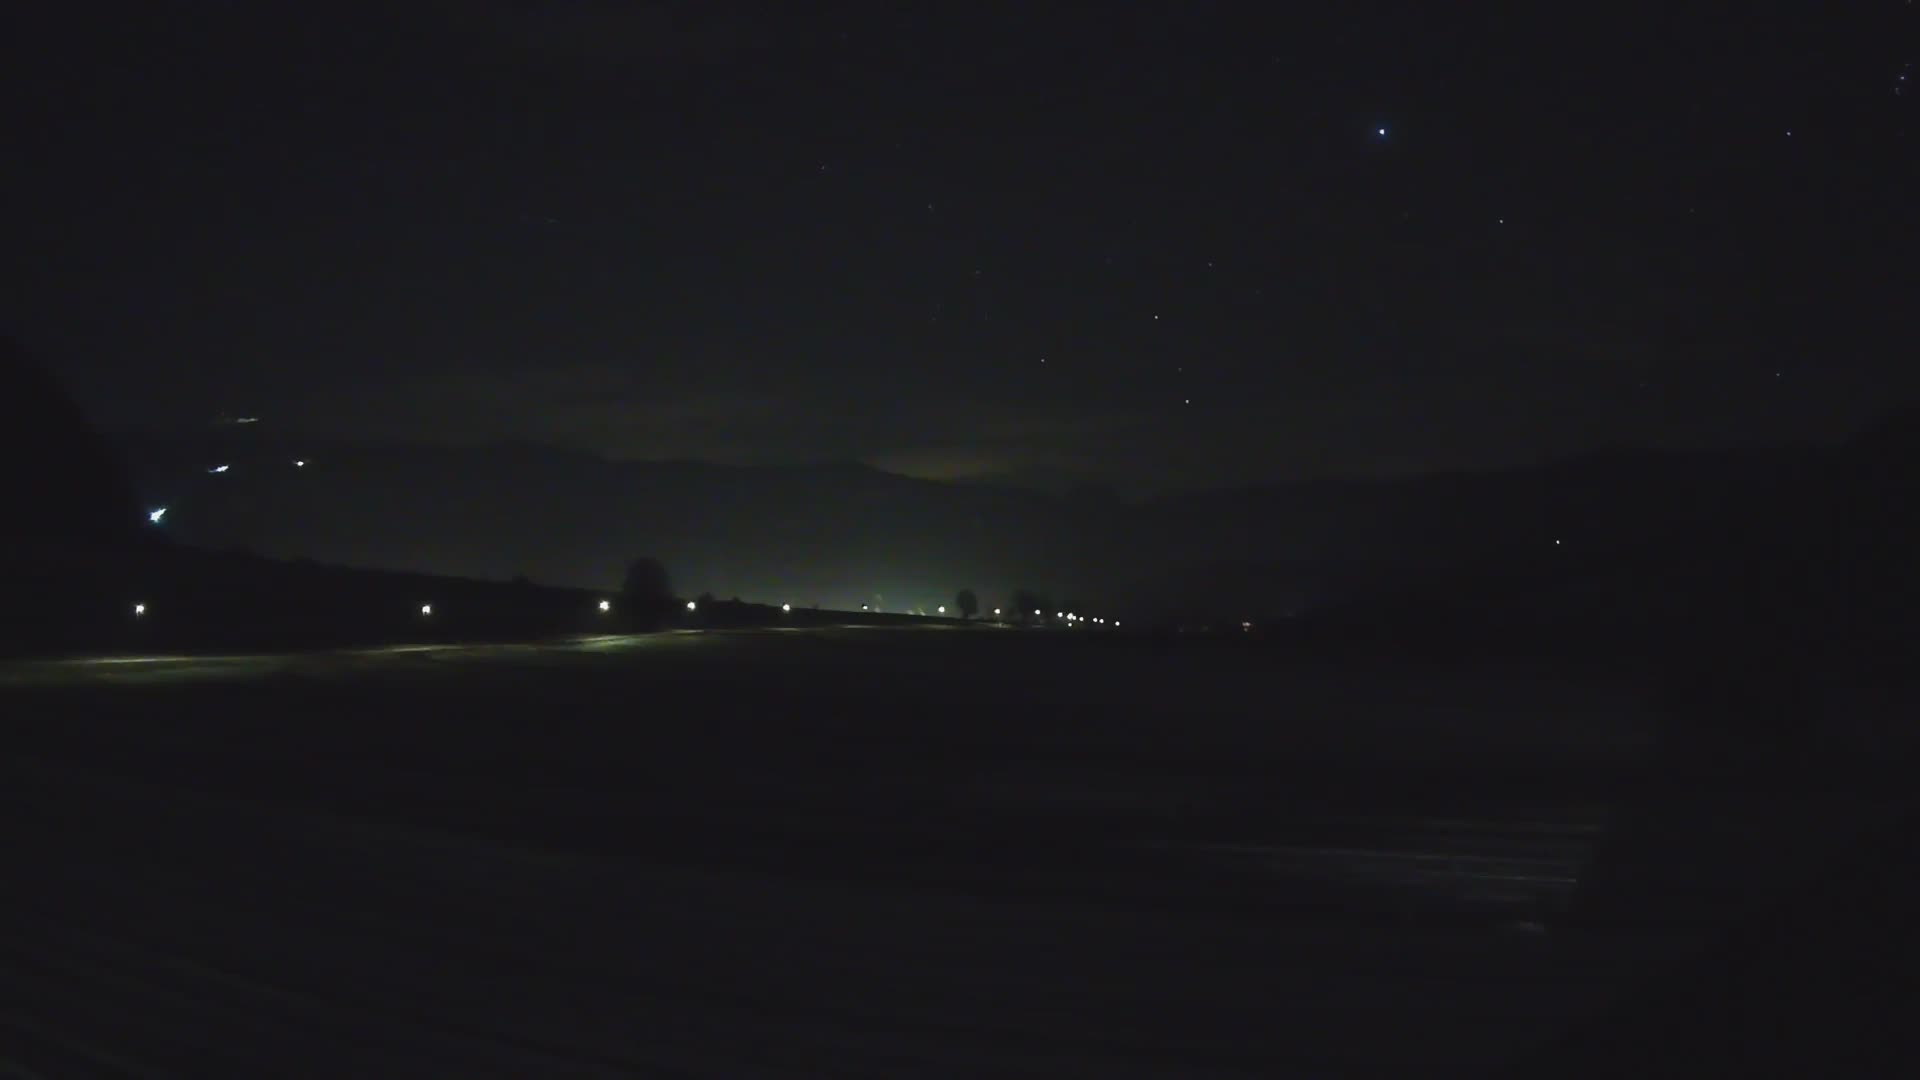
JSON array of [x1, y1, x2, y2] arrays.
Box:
[[620, 556, 674, 627], [1009, 589, 1049, 624]]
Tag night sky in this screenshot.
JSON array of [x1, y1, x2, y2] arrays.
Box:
[[6, 1, 1916, 493]]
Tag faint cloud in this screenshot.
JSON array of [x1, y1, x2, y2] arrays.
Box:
[[863, 446, 1018, 482]]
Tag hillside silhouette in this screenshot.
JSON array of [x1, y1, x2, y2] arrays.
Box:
[[1, 335, 141, 551], [1, 335, 150, 653], [0, 338, 680, 655], [113, 420, 1917, 633]]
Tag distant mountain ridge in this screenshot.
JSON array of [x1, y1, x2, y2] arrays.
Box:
[[105, 425, 1894, 622]]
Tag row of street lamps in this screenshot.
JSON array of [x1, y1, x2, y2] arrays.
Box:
[[125, 595, 1120, 630], [126, 597, 794, 620], [144, 495, 1122, 628]]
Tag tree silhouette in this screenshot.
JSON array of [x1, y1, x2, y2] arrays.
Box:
[[955, 588, 979, 620], [1009, 589, 1048, 624], [620, 556, 674, 628]]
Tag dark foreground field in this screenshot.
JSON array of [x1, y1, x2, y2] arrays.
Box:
[[3, 627, 1915, 1076]]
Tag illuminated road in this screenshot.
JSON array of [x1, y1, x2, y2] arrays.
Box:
[[0, 626, 981, 687], [0, 629, 827, 685], [1, 629, 1901, 1074]]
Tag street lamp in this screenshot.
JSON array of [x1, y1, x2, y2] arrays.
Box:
[[420, 603, 433, 617], [209, 464, 230, 474], [782, 603, 792, 613], [132, 602, 146, 617], [937, 605, 946, 614], [598, 599, 611, 612], [147, 507, 167, 524], [686, 600, 697, 612]]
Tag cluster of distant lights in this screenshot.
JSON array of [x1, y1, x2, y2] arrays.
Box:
[[841, 602, 1115, 626], [146, 459, 313, 525]]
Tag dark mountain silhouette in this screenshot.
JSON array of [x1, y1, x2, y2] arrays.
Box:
[[0, 335, 154, 652], [108, 418, 1917, 633], [0, 337, 654, 656], [1, 335, 142, 551]]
